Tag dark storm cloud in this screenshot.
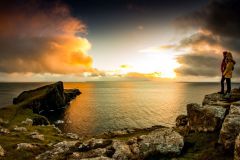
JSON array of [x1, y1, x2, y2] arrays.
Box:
[[175, 0, 240, 77], [175, 53, 240, 77], [177, 0, 240, 34], [197, 0, 240, 39], [175, 53, 220, 77], [177, 0, 240, 51], [62, 0, 208, 34], [179, 33, 219, 48]]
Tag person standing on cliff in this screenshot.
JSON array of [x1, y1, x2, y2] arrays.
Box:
[[218, 51, 227, 94], [219, 52, 235, 98]]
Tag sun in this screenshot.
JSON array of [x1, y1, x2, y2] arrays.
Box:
[[124, 48, 180, 78]]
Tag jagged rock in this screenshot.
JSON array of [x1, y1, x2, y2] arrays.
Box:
[[235, 134, 240, 160], [17, 143, 37, 150], [66, 133, 79, 139], [219, 105, 240, 150], [187, 103, 226, 132], [175, 115, 189, 136], [202, 93, 223, 105], [12, 81, 81, 113], [112, 140, 134, 159], [30, 131, 45, 141], [64, 89, 81, 103], [176, 115, 188, 127], [32, 116, 49, 125], [36, 141, 79, 160], [21, 118, 33, 126], [78, 138, 112, 152], [0, 145, 4, 156], [137, 128, 184, 157], [0, 128, 10, 134], [13, 126, 27, 132]]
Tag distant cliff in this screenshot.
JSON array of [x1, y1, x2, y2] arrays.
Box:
[[13, 81, 81, 113]]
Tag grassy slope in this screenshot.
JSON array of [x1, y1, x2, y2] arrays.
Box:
[[0, 100, 70, 160]]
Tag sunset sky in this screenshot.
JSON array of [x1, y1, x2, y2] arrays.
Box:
[[0, 0, 240, 82]]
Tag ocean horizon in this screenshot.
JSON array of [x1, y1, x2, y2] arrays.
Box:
[[1, 81, 240, 136]]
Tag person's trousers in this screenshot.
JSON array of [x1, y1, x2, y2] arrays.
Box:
[[221, 76, 231, 93]]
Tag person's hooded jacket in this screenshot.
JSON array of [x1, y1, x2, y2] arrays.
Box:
[[223, 52, 235, 78]]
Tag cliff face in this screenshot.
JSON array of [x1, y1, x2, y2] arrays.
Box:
[[176, 88, 240, 160], [12, 81, 81, 113]]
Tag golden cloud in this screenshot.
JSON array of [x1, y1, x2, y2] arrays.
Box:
[[0, 1, 94, 74]]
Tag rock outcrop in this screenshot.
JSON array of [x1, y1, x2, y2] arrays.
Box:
[[219, 105, 240, 150], [12, 81, 81, 113], [180, 89, 240, 159], [187, 103, 227, 132]]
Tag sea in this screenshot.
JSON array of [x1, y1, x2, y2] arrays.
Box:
[[0, 81, 239, 136]]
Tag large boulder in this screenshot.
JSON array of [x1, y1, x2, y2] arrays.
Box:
[[12, 81, 80, 113], [219, 105, 240, 150], [112, 140, 134, 159], [187, 103, 227, 132], [137, 128, 184, 157]]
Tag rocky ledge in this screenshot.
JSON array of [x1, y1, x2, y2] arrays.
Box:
[[0, 82, 240, 160]]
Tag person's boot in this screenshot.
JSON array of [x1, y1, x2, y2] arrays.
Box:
[[218, 91, 224, 94], [224, 93, 231, 98]]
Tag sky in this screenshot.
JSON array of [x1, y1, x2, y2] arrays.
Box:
[[0, 0, 240, 82]]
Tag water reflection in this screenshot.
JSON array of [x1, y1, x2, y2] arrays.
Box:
[[62, 82, 239, 136]]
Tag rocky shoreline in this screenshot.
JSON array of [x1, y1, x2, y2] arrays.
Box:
[[0, 82, 240, 159]]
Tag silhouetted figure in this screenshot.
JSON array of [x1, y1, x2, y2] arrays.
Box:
[[219, 51, 235, 97], [219, 51, 227, 94]]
